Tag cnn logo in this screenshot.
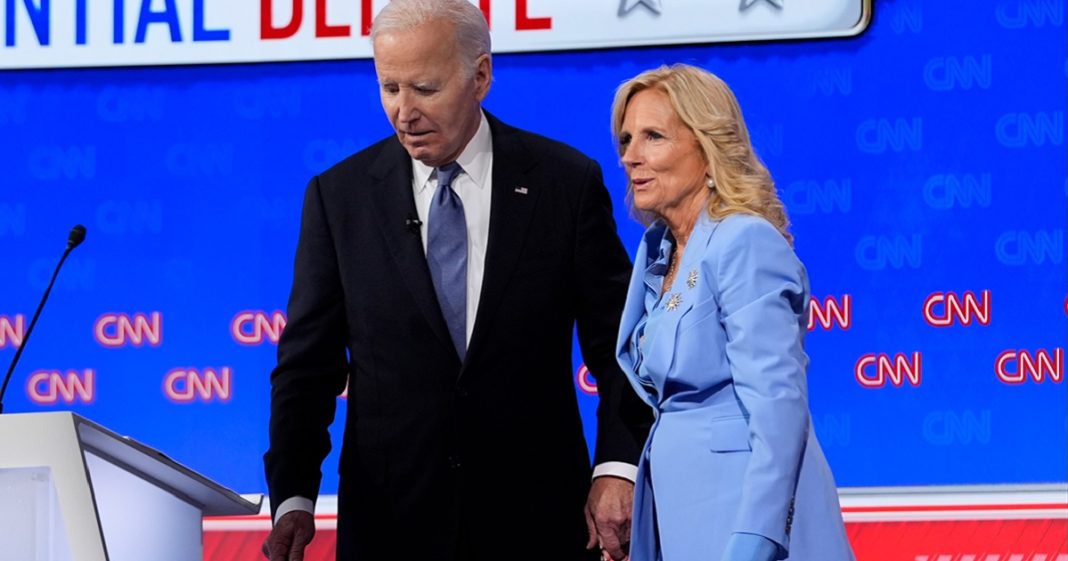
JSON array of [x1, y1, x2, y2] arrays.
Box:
[[923, 290, 990, 327], [163, 367, 232, 403], [27, 369, 95, 405], [94, 312, 162, 347], [808, 295, 851, 331], [996, 349, 1063, 384], [231, 311, 286, 345], [575, 364, 597, 396], [855, 353, 922, 388], [0, 314, 25, 349]]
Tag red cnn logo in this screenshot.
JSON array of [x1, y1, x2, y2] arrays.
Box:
[[808, 295, 851, 331], [27, 369, 95, 404], [0, 314, 25, 349], [923, 290, 991, 327], [855, 353, 923, 388], [94, 312, 162, 347], [231, 311, 286, 345], [575, 364, 597, 396], [163, 367, 232, 403], [995, 349, 1063, 384]]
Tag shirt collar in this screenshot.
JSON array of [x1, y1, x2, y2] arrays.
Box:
[[412, 111, 492, 193]]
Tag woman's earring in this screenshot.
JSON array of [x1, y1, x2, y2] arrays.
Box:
[[706, 176, 716, 189]]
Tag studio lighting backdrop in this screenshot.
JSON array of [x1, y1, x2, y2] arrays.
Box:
[[0, 0, 1065, 497]]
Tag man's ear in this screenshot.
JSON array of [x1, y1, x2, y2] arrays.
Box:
[[474, 54, 492, 101]]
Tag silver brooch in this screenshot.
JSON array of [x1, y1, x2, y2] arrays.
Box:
[[666, 293, 682, 311], [686, 269, 698, 289]]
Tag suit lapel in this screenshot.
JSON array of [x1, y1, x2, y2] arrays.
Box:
[[367, 139, 455, 353], [615, 229, 658, 373], [661, 215, 717, 318], [638, 214, 721, 376], [465, 116, 540, 363], [615, 232, 659, 409]]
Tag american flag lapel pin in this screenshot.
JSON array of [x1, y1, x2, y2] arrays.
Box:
[[514, 186, 529, 195]]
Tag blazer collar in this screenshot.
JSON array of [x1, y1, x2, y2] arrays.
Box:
[[364, 113, 543, 370], [615, 222, 664, 388], [670, 210, 720, 291], [367, 137, 458, 359], [614, 212, 721, 383], [463, 113, 541, 369]]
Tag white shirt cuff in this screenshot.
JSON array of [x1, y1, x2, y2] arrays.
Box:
[[592, 461, 638, 483], [274, 496, 314, 525]]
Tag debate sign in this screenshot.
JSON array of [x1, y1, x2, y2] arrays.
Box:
[[0, 0, 870, 69]]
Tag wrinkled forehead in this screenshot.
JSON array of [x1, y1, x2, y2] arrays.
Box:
[[623, 89, 682, 127], [372, 26, 462, 82]]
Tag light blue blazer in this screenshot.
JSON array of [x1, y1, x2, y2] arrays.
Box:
[[615, 213, 854, 561]]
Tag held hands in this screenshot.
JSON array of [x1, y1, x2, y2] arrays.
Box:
[[262, 510, 315, 561], [585, 476, 634, 561]]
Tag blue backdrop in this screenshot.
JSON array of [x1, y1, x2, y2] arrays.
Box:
[[1, 0, 1065, 496]]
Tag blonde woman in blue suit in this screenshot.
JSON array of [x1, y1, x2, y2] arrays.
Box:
[[610, 64, 855, 561]]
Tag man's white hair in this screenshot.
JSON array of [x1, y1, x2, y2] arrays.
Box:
[[371, 0, 492, 76]]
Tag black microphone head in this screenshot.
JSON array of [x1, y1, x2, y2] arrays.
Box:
[[67, 224, 87, 250]]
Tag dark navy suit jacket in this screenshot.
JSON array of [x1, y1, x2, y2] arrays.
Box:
[[265, 113, 650, 561]]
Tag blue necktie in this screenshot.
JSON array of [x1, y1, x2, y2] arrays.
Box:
[[427, 162, 467, 360]]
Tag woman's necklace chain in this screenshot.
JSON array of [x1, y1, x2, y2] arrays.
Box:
[[664, 244, 684, 294]]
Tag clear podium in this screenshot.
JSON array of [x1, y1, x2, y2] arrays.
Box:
[[0, 412, 261, 561]]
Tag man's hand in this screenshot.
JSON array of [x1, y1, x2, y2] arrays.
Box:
[[262, 510, 315, 561], [585, 476, 634, 561]]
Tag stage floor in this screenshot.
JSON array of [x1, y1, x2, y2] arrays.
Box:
[[204, 484, 1068, 560]]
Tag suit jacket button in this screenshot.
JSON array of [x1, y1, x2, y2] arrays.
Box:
[[448, 455, 462, 469], [785, 498, 795, 534]]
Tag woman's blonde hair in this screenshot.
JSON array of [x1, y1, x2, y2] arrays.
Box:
[[611, 64, 793, 244]]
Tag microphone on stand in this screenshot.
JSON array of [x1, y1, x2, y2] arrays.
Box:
[[0, 225, 87, 414]]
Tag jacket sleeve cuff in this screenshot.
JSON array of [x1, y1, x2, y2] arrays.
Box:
[[721, 532, 782, 561]]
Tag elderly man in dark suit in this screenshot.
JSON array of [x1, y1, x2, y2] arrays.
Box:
[[262, 1, 649, 560]]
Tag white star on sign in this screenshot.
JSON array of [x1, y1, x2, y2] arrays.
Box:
[[619, 0, 662, 16], [740, 0, 784, 10]]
